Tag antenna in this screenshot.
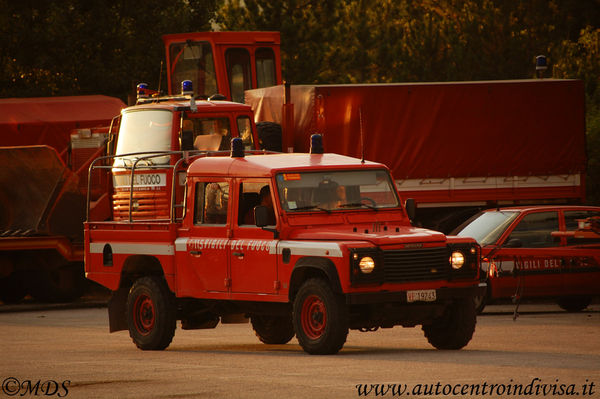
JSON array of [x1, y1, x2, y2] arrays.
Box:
[[359, 106, 365, 164], [157, 60, 163, 97]]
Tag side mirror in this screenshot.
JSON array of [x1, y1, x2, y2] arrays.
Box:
[[181, 130, 194, 151], [504, 238, 523, 248], [254, 205, 269, 227], [404, 198, 416, 222]]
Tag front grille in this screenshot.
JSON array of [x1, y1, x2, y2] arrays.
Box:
[[112, 191, 170, 220], [383, 247, 449, 282]]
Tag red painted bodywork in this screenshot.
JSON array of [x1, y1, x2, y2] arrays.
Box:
[[246, 80, 586, 208], [162, 31, 282, 101], [85, 152, 481, 302], [458, 206, 600, 301]]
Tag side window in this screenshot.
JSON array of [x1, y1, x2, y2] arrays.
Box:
[[505, 211, 559, 248], [184, 117, 231, 151], [194, 182, 229, 225], [226, 48, 252, 103], [238, 181, 275, 226], [237, 116, 254, 150], [564, 210, 600, 245], [255, 47, 276, 88]]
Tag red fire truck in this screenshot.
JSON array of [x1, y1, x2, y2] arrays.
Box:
[[85, 136, 483, 355], [453, 206, 600, 313]]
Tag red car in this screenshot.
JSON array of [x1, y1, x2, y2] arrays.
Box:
[[453, 206, 600, 312]]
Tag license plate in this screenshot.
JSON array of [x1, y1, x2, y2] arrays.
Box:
[[407, 289, 436, 303]]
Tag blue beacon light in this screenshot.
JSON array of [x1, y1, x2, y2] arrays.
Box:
[[181, 80, 194, 96], [136, 83, 149, 100]]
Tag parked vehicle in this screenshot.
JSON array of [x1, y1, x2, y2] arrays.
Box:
[[453, 206, 600, 312], [0, 95, 125, 303], [84, 136, 483, 355]]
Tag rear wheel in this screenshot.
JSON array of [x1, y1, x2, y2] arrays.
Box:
[[293, 278, 348, 355], [422, 298, 476, 350], [127, 276, 176, 350], [557, 296, 592, 312], [251, 314, 295, 344], [0, 270, 27, 304]]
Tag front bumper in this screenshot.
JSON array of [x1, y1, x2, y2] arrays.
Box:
[[345, 283, 487, 305]]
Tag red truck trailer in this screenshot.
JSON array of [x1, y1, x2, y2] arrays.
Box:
[[246, 80, 587, 232], [0, 95, 125, 303]]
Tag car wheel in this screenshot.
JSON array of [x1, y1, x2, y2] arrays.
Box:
[[127, 276, 176, 350], [422, 298, 476, 350], [293, 278, 348, 355], [251, 314, 295, 344], [557, 296, 592, 312]]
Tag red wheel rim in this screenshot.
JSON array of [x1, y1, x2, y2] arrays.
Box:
[[301, 295, 327, 339], [133, 294, 155, 335]]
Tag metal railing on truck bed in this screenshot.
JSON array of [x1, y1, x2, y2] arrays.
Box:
[[86, 148, 277, 223]]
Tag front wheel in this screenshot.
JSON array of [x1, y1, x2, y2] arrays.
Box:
[[127, 276, 176, 350], [251, 314, 295, 344], [422, 298, 476, 350], [293, 278, 348, 355]]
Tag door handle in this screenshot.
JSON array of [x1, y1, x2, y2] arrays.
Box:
[[233, 252, 244, 258], [190, 250, 202, 256]]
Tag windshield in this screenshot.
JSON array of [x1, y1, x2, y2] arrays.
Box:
[[276, 169, 399, 212], [114, 109, 173, 167], [454, 211, 519, 246], [169, 41, 217, 97]]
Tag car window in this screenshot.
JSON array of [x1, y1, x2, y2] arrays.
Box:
[[505, 211, 559, 248], [564, 210, 600, 245], [194, 181, 229, 225]]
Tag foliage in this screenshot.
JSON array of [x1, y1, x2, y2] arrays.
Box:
[[0, 0, 218, 101]]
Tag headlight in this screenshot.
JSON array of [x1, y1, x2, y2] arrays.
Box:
[[358, 256, 375, 274], [450, 251, 465, 269]]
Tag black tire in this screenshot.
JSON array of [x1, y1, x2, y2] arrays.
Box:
[[292, 278, 348, 355], [28, 262, 87, 302], [250, 314, 295, 345], [422, 298, 476, 350], [127, 276, 176, 350], [257, 121, 282, 152], [557, 296, 592, 312], [0, 271, 28, 304], [473, 281, 490, 314]]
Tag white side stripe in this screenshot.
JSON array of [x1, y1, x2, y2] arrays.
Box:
[[89, 242, 174, 256]]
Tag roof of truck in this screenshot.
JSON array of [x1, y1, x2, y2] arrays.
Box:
[[187, 152, 385, 178], [124, 98, 253, 113]]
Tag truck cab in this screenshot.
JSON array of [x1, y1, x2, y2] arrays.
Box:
[[104, 83, 260, 221], [85, 136, 484, 355], [162, 31, 282, 102]]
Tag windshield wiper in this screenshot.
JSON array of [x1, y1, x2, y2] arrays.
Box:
[[338, 202, 377, 210], [291, 205, 331, 213]]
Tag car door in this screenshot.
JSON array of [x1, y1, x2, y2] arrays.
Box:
[[560, 209, 600, 295], [184, 180, 231, 294], [490, 210, 562, 298], [229, 179, 278, 294]]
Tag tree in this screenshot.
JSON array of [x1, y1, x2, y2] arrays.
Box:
[[0, 0, 219, 101]]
